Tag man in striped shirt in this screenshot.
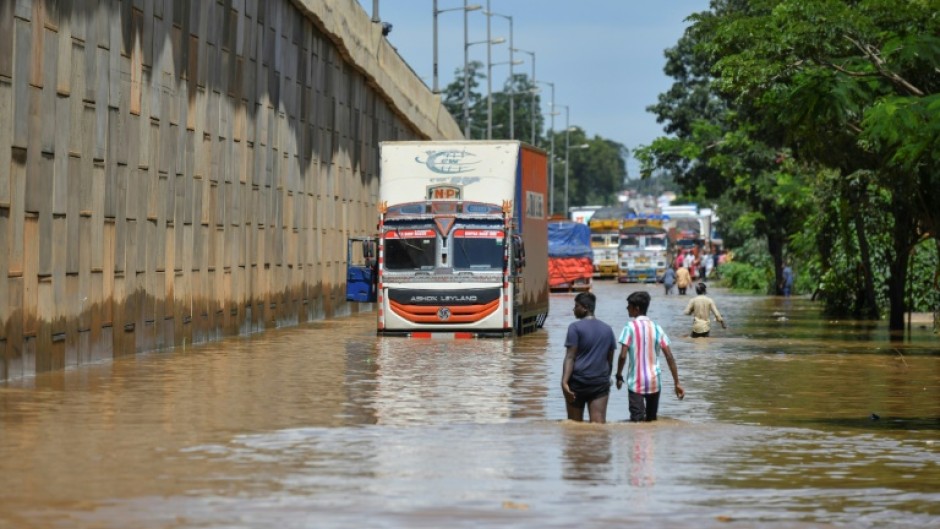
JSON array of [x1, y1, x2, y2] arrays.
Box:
[[616, 291, 685, 421]]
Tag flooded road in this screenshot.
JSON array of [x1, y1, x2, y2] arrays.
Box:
[[1, 282, 938, 528]]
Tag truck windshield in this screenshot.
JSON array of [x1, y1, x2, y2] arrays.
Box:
[[592, 234, 617, 246], [619, 235, 640, 248], [453, 229, 505, 270], [385, 229, 438, 270], [647, 236, 666, 247]]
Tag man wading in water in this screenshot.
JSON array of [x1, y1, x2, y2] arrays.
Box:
[[683, 282, 726, 338], [561, 292, 618, 423], [616, 291, 684, 422]]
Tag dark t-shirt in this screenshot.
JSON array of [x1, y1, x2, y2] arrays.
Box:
[[662, 267, 677, 286], [565, 318, 617, 385]]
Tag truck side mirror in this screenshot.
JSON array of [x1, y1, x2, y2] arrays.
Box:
[[513, 236, 525, 270], [362, 240, 376, 268]]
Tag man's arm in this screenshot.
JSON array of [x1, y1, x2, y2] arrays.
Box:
[[615, 344, 627, 390], [607, 343, 615, 375], [710, 300, 726, 328], [661, 343, 685, 400], [562, 346, 577, 401], [684, 298, 694, 315]]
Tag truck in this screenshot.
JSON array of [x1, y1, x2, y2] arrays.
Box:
[[587, 205, 636, 279], [617, 214, 669, 283], [661, 204, 705, 262], [345, 140, 550, 337], [547, 220, 593, 292]]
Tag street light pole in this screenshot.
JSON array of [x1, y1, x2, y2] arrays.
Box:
[[490, 56, 524, 138], [488, 11, 514, 139], [511, 47, 535, 144], [486, 1, 492, 139], [463, 0, 471, 136], [554, 104, 571, 215], [434, 2, 481, 94], [537, 80, 555, 215], [465, 34, 505, 138], [433, 0, 439, 92]]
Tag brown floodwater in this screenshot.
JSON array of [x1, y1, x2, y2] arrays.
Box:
[[1, 281, 937, 528]]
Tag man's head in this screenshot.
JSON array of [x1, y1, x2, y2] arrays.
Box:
[[574, 292, 596, 319], [626, 291, 651, 316], [696, 282, 707, 295]]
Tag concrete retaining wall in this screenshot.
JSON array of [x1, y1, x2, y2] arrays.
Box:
[[0, 0, 462, 380]]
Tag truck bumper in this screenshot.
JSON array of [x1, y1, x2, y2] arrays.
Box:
[[377, 329, 510, 339], [593, 263, 619, 278], [618, 269, 659, 283]]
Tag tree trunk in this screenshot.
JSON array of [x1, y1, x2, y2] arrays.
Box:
[[887, 202, 917, 333], [935, 240, 940, 334], [767, 226, 785, 295], [851, 190, 880, 319]]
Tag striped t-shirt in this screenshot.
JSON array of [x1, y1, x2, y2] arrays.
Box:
[[618, 316, 671, 395]]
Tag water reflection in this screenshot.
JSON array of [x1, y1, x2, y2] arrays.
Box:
[[629, 427, 655, 488], [561, 423, 613, 482], [370, 338, 515, 425]]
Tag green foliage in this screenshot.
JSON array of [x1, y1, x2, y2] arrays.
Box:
[[909, 239, 940, 313], [863, 93, 940, 170], [714, 235, 781, 293], [717, 261, 772, 293], [647, 0, 940, 330], [559, 133, 627, 209], [786, 168, 900, 317], [489, 73, 544, 144]]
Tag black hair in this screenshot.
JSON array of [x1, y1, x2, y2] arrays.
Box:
[[696, 282, 707, 295], [574, 292, 596, 313], [626, 291, 650, 315]]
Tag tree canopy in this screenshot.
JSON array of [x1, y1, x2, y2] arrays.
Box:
[[641, 0, 940, 330]]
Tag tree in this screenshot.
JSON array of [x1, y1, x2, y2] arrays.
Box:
[[442, 61, 488, 137], [490, 73, 543, 145], [697, 0, 940, 330], [640, 3, 811, 295]]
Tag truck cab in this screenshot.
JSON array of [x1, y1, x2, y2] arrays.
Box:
[[617, 214, 669, 283], [375, 200, 535, 336]]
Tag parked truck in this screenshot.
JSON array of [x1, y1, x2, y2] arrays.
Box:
[[662, 205, 705, 263], [588, 205, 635, 279], [548, 220, 593, 292], [617, 214, 669, 283], [345, 141, 550, 337]]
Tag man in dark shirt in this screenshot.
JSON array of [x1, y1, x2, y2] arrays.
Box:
[[561, 292, 618, 423]]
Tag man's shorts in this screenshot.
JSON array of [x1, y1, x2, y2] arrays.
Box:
[[568, 377, 610, 408]]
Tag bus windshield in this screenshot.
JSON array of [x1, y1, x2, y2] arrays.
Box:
[[453, 229, 505, 270], [384, 229, 438, 270]]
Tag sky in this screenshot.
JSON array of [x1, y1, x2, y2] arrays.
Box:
[[356, 0, 710, 177]]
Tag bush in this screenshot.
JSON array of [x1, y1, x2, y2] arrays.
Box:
[[717, 261, 772, 293], [909, 239, 940, 313]]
